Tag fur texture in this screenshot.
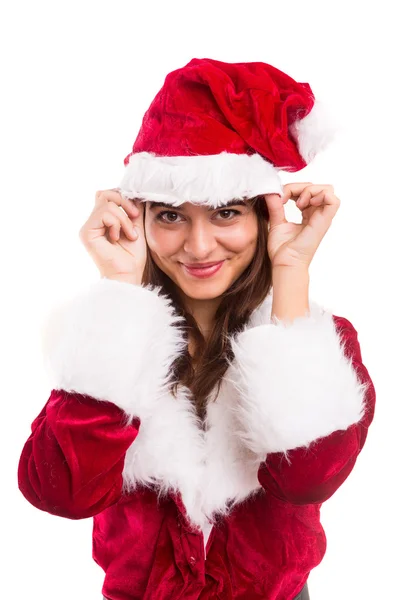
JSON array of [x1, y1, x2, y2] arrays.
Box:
[[40, 277, 186, 419], [40, 279, 367, 531], [289, 98, 341, 164], [228, 300, 369, 456], [118, 102, 338, 208], [122, 378, 262, 531], [40, 278, 264, 529], [118, 151, 284, 208]]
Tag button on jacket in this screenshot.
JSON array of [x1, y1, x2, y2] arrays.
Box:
[[18, 278, 376, 600]]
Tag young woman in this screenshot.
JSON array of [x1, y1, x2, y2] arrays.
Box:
[[17, 58, 376, 600]]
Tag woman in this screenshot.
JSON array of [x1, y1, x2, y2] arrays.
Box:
[[17, 58, 375, 600]]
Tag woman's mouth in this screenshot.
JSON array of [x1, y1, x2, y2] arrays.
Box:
[[181, 260, 225, 279]]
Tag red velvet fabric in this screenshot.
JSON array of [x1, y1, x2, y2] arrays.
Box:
[[125, 57, 315, 172], [18, 320, 375, 599]]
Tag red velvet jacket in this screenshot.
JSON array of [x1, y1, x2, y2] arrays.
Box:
[[18, 278, 375, 600]]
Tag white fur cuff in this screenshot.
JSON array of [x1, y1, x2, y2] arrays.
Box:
[[40, 278, 186, 419], [228, 307, 369, 455]]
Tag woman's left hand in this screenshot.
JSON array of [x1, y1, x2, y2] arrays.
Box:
[[264, 183, 341, 270]]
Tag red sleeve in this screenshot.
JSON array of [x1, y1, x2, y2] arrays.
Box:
[[257, 317, 376, 505], [17, 389, 140, 519]]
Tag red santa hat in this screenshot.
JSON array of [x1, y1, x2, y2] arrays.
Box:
[[118, 57, 338, 208]]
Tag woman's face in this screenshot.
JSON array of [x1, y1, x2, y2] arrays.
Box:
[[144, 200, 259, 300]]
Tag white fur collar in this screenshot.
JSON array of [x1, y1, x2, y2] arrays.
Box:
[[121, 293, 275, 529], [41, 279, 367, 530]]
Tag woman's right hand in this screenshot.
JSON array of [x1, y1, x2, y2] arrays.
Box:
[[79, 189, 147, 285]]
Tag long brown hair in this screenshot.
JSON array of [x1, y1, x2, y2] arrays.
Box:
[[142, 196, 272, 421]]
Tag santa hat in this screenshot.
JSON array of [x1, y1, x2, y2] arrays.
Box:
[[118, 57, 339, 208]]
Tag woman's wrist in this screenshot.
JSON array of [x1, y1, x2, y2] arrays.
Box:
[[271, 267, 310, 324]]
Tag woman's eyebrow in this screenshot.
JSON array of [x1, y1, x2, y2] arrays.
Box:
[[215, 200, 247, 209], [148, 202, 177, 210]]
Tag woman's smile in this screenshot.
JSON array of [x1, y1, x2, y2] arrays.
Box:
[[180, 260, 225, 279]]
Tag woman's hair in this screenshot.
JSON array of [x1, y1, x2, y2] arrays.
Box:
[[142, 196, 272, 421]]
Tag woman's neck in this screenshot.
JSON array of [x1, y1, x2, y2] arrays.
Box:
[[179, 292, 222, 338]]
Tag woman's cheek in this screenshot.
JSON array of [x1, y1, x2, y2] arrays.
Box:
[[146, 223, 182, 255], [218, 222, 257, 252]]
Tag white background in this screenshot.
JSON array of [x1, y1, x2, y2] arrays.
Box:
[[2, 1, 398, 598]]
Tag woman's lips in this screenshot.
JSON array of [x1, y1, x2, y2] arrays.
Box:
[[181, 260, 225, 278]]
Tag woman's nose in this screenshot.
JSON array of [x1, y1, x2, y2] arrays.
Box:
[[183, 221, 218, 258]]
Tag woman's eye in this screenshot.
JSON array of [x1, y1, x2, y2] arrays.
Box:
[[156, 211, 183, 223], [216, 209, 241, 220]]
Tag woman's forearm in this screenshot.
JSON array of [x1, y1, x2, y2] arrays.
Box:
[[271, 267, 310, 324]]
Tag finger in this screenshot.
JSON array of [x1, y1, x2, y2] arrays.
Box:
[[121, 196, 141, 219], [95, 190, 140, 219], [132, 198, 145, 218], [88, 196, 140, 241], [283, 183, 332, 195], [130, 199, 145, 230], [281, 182, 314, 203], [264, 193, 287, 227], [299, 192, 325, 225], [302, 196, 339, 240], [102, 212, 121, 241], [305, 209, 334, 242], [302, 190, 325, 208], [296, 186, 336, 208], [106, 201, 138, 240]]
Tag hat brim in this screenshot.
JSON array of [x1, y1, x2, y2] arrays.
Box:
[[118, 151, 284, 208]]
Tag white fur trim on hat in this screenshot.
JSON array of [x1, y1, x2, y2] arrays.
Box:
[[290, 98, 341, 164], [118, 151, 284, 208]]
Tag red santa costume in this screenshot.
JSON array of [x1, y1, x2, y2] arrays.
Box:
[[18, 58, 376, 600]]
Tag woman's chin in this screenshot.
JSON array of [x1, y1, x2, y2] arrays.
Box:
[[177, 278, 230, 300]]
